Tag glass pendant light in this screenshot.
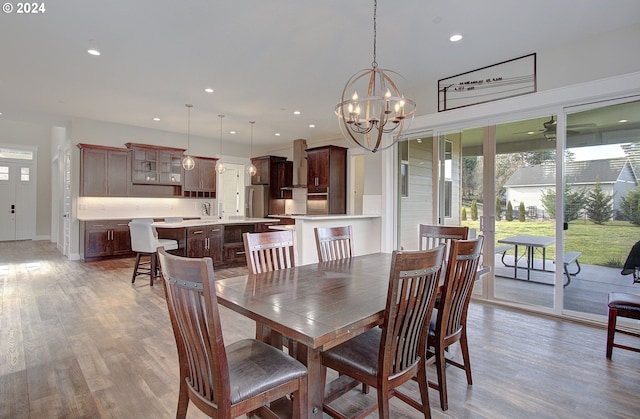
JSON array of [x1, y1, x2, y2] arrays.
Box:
[[215, 114, 226, 174], [182, 104, 195, 171], [246, 121, 257, 176]]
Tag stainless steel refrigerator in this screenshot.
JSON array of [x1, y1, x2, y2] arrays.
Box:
[[245, 185, 269, 218]]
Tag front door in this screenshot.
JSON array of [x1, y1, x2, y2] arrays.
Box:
[[0, 162, 17, 240]]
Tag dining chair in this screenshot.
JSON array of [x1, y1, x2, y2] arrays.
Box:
[[243, 229, 298, 349], [128, 218, 178, 286], [321, 245, 446, 419], [314, 225, 354, 262], [157, 248, 308, 419], [243, 229, 297, 274], [606, 292, 640, 359], [418, 224, 469, 261], [426, 236, 484, 411]]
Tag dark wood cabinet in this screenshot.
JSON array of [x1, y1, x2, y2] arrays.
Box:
[[78, 144, 130, 197], [183, 156, 218, 198], [83, 220, 132, 261], [306, 145, 347, 214], [186, 226, 223, 264], [251, 156, 272, 185], [273, 160, 293, 200], [126, 143, 184, 186]]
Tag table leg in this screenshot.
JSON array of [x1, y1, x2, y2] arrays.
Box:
[[296, 343, 324, 418], [514, 244, 519, 279], [527, 245, 533, 281]]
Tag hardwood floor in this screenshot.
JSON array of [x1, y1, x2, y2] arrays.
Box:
[[1, 240, 639, 418]]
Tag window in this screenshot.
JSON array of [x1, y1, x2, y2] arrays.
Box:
[[0, 166, 8, 181], [20, 167, 30, 181], [399, 141, 409, 197], [0, 148, 33, 160], [444, 141, 453, 218]]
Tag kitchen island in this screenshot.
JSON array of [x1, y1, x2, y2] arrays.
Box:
[[270, 214, 382, 265]]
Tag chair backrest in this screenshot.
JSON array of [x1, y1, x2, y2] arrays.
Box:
[[379, 246, 445, 377], [157, 248, 231, 412], [419, 224, 469, 261], [436, 237, 484, 344], [129, 218, 160, 253], [243, 230, 297, 274], [314, 225, 354, 262]]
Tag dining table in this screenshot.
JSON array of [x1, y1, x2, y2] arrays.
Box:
[[214, 252, 489, 418]]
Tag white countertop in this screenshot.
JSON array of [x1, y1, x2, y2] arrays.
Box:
[[152, 218, 277, 228], [292, 214, 381, 220]]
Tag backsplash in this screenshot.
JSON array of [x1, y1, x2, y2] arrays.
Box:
[[77, 197, 216, 220]]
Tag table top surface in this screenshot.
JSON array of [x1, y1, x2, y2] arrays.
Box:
[[498, 235, 555, 247], [215, 253, 392, 350]]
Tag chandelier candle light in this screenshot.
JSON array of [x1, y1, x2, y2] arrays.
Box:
[[182, 104, 195, 171], [335, 0, 416, 153], [215, 114, 226, 174], [246, 121, 257, 176]]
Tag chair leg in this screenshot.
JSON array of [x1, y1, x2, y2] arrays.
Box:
[[377, 383, 391, 419], [606, 307, 617, 359], [175, 375, 189, 419], [132, 253, 142, 283], [459, 331, 473, 385], [434, 346, 448, 411], [417, 359, 432, 419], [150, 252, 157, 287]]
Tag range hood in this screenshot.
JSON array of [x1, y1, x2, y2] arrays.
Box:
[[290, 139, 307, 188]]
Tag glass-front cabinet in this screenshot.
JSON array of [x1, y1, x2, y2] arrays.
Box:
[[126, 143, 184, 185]]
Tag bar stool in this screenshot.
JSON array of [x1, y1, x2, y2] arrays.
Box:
[[606, 292, 640, 358], [129, 218, 178, 286]]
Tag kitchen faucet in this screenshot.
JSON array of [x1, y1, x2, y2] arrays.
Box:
[[202, 202, 211, 216]]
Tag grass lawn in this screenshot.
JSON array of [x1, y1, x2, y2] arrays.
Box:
[[461, 218, 640, 267]]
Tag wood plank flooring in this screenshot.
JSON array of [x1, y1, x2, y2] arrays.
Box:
[[1, 240, 639, 418]]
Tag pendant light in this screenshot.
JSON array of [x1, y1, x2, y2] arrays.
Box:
[[246, 121, 257, 176], [182, 104, 195, 171], [335, 0, 416, 153], [215, 114, 226, 174]]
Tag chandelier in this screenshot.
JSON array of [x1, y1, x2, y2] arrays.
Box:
[[335, 0, 416, 153], [246, 121, 257, 176], [182, 104, 195, 171], [215, 114, 226, 174]]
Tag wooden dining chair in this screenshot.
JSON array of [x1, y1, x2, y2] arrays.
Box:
[[157, 248, 308, 419], [243, 229, 298, 349], [243, 229, 297, 274], [314, 225, 354, 262], [321, 246, 446, 419], [426, 236, 483, 411], [418, 224, 469, 261]]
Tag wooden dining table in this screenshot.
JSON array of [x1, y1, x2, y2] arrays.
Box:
[[215, 252, 488, 418], [215, 253, 391, 417]]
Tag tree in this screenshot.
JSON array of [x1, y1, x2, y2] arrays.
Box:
[[619, 186, 640, 225], [519, 201, 526, 222], [506, 201, 514, 221], [540, 183, 587, 222], [462, 157, 479, 198], [495, 196, 502, 221], [470, 200, 478, 221], [461, 207, 467, 221], [585, 182, 613, 224]]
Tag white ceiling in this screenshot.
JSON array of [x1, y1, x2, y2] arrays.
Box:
[[1, 0, 640, 150]]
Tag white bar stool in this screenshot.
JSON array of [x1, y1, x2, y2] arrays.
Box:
[[129, 218, 178, 286]]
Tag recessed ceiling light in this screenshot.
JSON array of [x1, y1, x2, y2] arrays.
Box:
[[309, 124, 315, 128], [204, 88, 214, 93], [449, 34, 463, 42], [619, 119, 628, 123], [153, 117, 160, 121], [293, 110, 301, 115], [87, 48, 101, 56], [527, 131, 536, 135], [229, 131, 236, 135], [275, 133, 281, 136]]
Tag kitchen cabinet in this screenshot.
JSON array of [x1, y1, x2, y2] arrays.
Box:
[[183, 156, 218, 197], [78, 144, 130, 197], [251, 156, 271, 185], [83, 220, 132, 261], [273, 160, 293, 199], [306, 145, 347, 214], [126, 143, 184, 186], [185, 226, 223, 264], [222, 224, 254, 266]]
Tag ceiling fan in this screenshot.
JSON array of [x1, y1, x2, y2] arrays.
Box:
[[517, 116, 597, 141]]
